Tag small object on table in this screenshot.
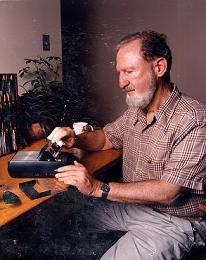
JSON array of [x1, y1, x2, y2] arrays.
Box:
[[3, 191, 20, 204], [19, 180, 51, 200], [0, 184, 20, 205]]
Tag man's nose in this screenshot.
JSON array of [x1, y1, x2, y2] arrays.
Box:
[[119, 73, 129, 89]]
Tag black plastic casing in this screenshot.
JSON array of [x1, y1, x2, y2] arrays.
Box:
[[8, 151, 78, 178]]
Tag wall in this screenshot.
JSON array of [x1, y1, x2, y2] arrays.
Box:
[[0, 0, 62, 95], [61, 0, 206, 125]]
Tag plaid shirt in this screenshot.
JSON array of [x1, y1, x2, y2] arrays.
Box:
[[103, 86, 206, 217]]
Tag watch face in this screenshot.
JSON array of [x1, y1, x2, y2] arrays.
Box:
[[101, 183, 110, 199], [101, 183, 110, 192]]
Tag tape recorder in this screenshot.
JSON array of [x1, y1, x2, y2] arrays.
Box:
[[8, 141, 78, 178]]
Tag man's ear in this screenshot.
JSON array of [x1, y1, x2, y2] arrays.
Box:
[[153, 58, 167, 78]]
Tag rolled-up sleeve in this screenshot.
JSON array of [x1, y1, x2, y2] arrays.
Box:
[[161, 123, 206, 191]]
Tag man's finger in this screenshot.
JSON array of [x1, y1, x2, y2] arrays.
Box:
[[48, 127, 73, 143], [55, 165, 81, 172], [55, 172, 80, 178], [57, 176, 78, 186], [74, 160, 83, 167], [47, 127, 61, 141]]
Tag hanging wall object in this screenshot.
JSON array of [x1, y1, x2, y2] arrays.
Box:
[[0, 74, 18, 156]]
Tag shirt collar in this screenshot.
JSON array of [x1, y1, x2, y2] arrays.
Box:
[[133, 83, 181, 128], [155, 83, 181, 127]]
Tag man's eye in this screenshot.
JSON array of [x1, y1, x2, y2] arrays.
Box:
[[125, 70, 138, 78]]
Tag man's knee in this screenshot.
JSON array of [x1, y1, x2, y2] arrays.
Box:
[[100, 228, 195, 260]]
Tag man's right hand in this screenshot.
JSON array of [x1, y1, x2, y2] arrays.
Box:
[[47, 127, 76, 148]]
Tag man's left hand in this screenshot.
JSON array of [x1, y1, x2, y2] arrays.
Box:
[[55, 161, 101, 196]]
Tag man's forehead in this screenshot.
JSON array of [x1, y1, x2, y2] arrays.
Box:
[[116, 39, 144, 68], [117, 39, 142, 54]]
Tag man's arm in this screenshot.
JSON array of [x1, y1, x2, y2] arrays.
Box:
[[55, 162, 186, 205], [93, 179, 186, 205], [75, 129, 113, 151]]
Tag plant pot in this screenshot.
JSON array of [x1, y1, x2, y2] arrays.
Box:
[[28, 123, 45, 140]]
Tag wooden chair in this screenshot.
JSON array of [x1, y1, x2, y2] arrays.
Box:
[[199, 202, 206, 212]]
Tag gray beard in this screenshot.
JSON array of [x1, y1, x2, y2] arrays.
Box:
[[126, 79, 156, 109]]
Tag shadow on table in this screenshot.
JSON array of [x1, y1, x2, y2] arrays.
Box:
[[0, 187, 124, 260], [0, 162, 124, 259]]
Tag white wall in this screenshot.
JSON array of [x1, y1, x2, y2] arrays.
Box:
[[0, 0, 62, 95], [78, 0, 206, 122]]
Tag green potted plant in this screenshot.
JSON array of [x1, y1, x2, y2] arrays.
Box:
[[17, 56, 72, 145]]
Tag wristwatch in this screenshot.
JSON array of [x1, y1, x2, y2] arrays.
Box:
[[100, 182, 110, 199]]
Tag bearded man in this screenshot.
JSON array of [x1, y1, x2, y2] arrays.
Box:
[[48, 31, 206, 259]]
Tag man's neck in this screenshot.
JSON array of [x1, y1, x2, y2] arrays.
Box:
[[147, 82, 173, 114], [146, 81, 173, 125]]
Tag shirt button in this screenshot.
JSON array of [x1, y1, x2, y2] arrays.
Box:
[[147, 159, 152, 164]]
